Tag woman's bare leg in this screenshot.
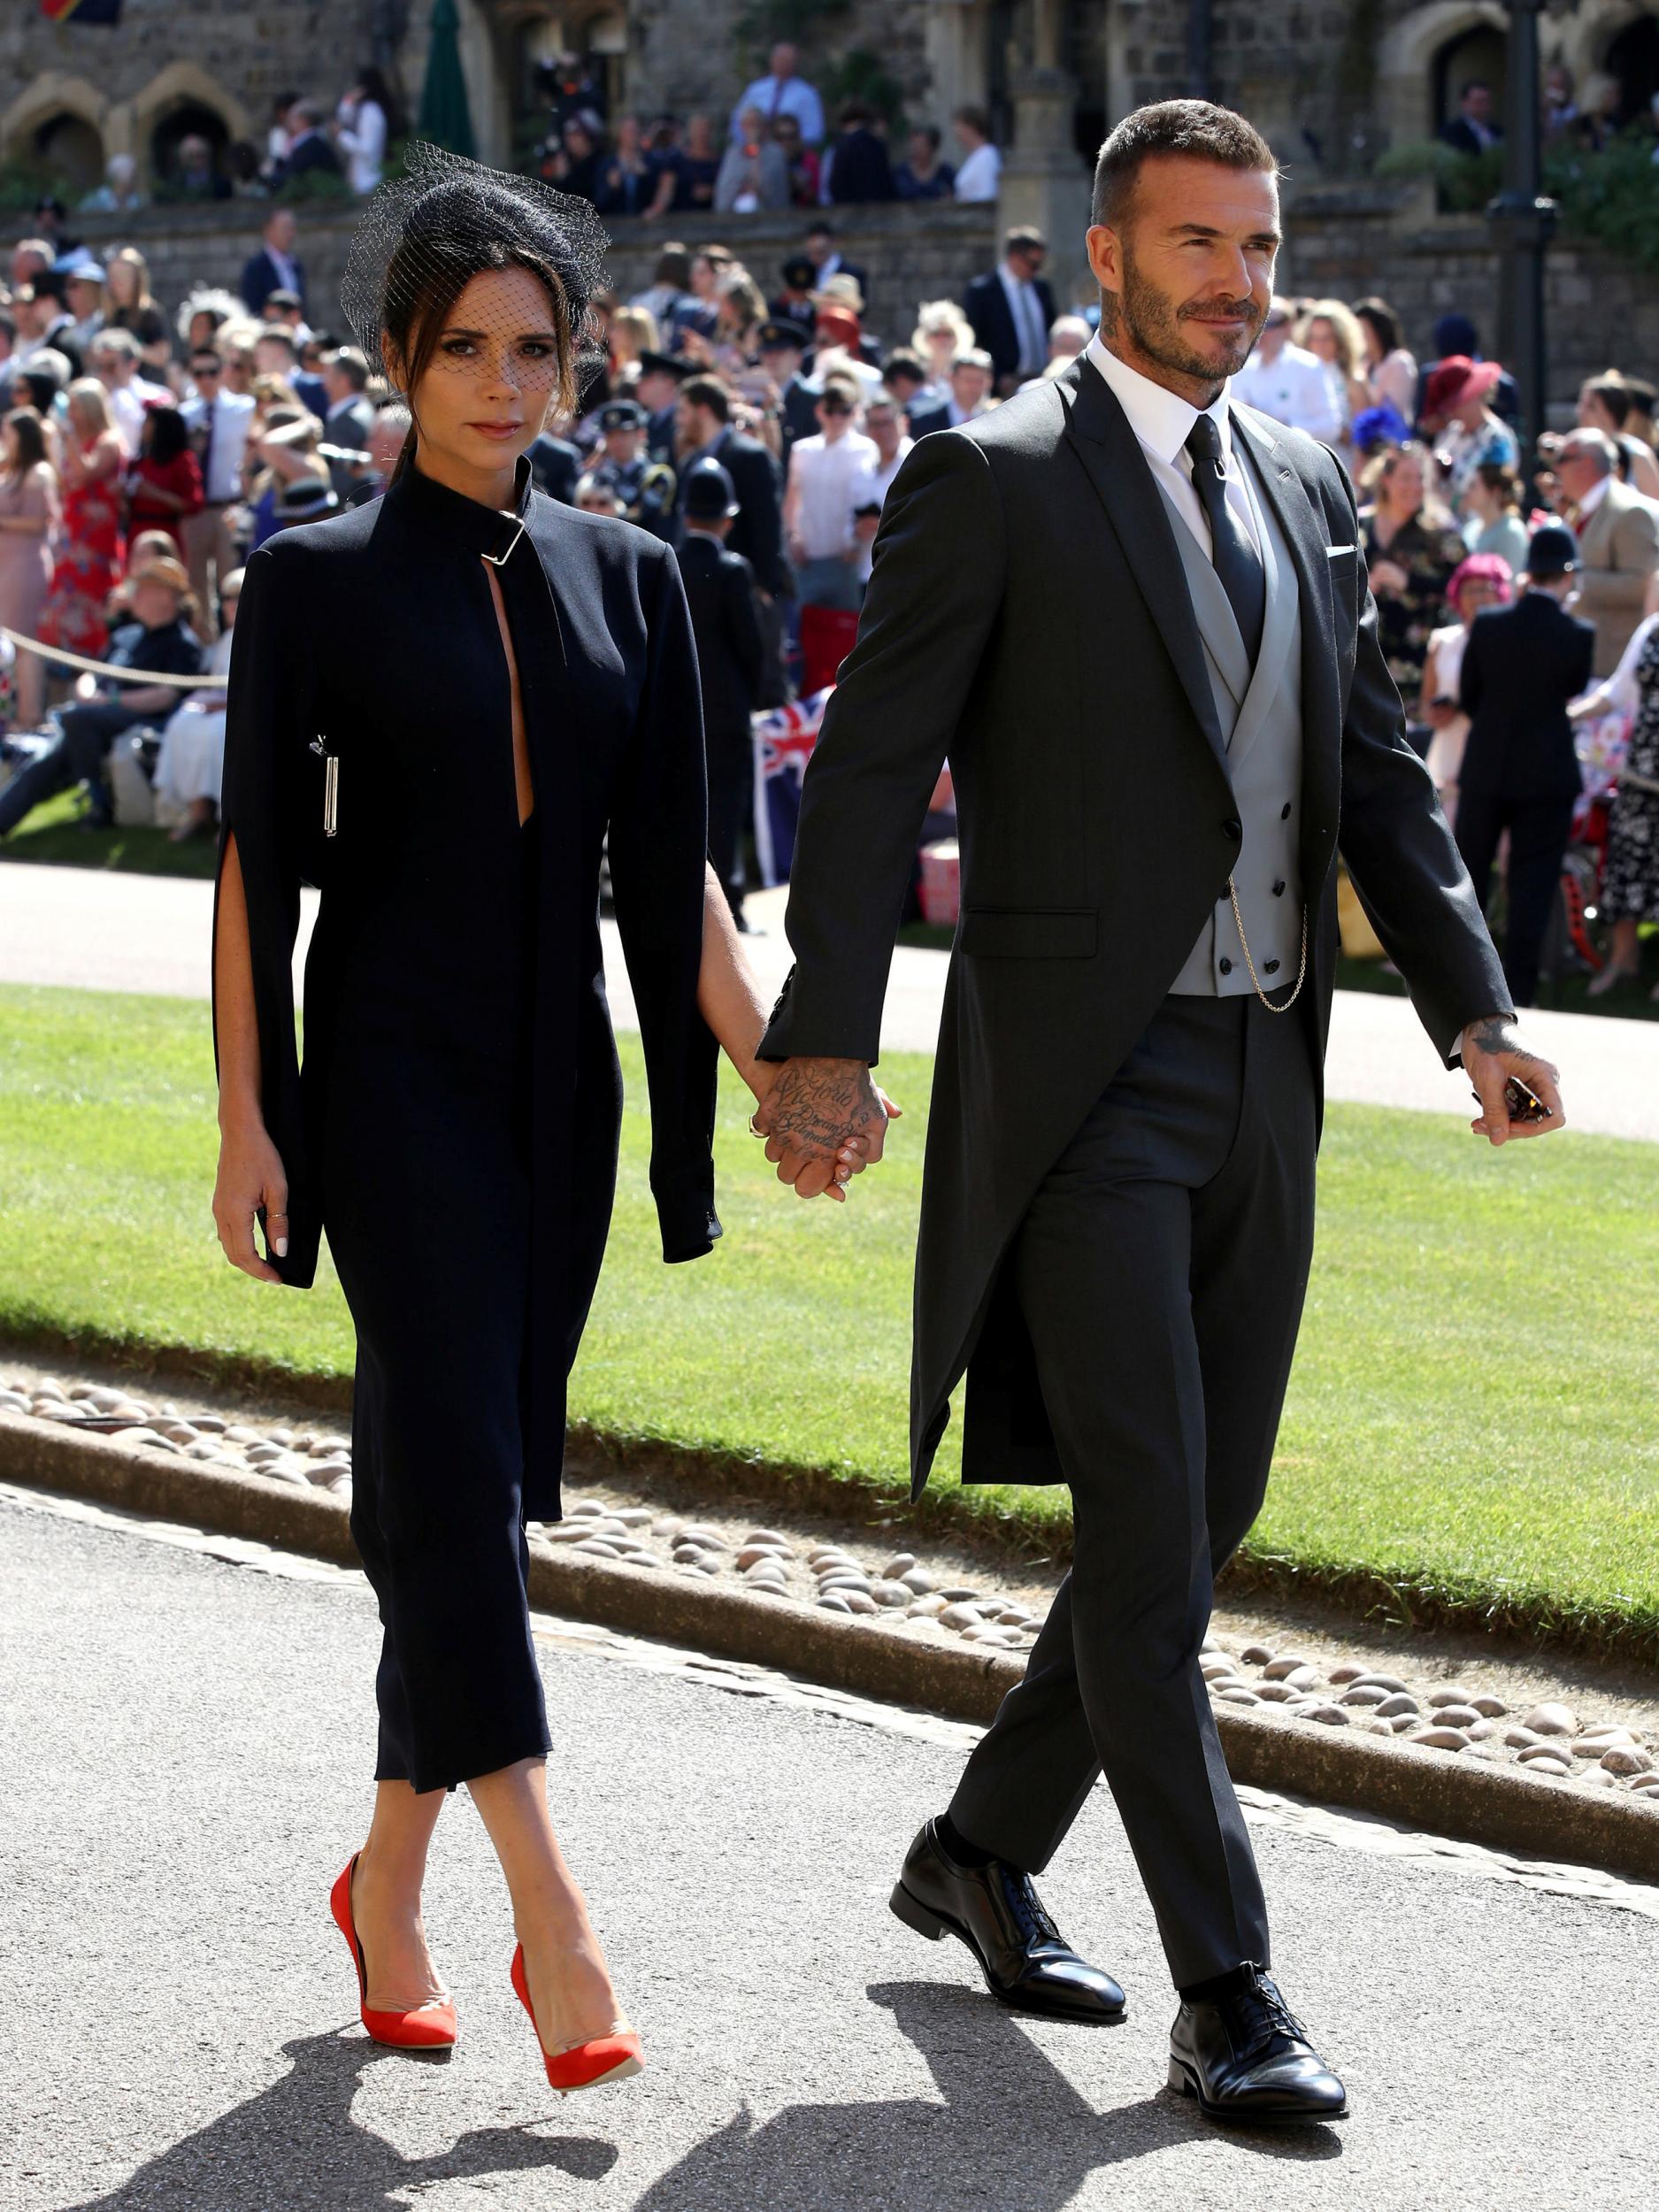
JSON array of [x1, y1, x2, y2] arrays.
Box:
[[469, 1757, 624, 2053], [350, 1780, 449, 2009]]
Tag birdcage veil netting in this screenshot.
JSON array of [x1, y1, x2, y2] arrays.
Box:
[[339, 141, 611, 418]]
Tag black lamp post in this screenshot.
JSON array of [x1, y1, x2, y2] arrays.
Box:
[[1486, 0, 1559, 463]]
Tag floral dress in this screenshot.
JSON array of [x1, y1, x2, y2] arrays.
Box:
[[1586, 613, 1659, 924], [37, 437, 126, 659], [1359, 508, 1468, 700]]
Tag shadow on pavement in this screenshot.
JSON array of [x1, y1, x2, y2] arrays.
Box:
[[64, 2027, 618, 2210], [633, 1980, 1343, 2209]]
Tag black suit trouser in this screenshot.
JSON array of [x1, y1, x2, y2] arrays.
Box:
[[947, 989, 1317, 1988], [1454, 787, 1577, 1008], [0, 701, 143, 834]]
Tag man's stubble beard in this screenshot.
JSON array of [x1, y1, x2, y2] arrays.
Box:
[[1102, 242, 1264, 395]]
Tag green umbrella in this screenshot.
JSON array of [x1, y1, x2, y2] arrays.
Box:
[[417, 0, 477, 159]]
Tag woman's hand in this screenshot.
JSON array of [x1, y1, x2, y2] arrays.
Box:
[[1369, 557, 1409, 597], [213, 1117, 290, 1283]]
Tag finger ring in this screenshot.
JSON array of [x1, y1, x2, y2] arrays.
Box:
[[748, 1114, 766, 1139]]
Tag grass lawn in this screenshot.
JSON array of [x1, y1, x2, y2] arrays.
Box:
[[0, 789, 219, 880], [2, 980, 1657, 1652]]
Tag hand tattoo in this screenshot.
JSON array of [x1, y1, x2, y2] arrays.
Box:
[[763, 1057, 884, 1156], [1466, 1014, 1520, 1058]]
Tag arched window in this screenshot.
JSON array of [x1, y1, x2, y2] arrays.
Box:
[[150, 100, 230, 185], [1606, 12, 1659, 125], [1433, 23, 1508, 134], [33, 111, 105, 197]]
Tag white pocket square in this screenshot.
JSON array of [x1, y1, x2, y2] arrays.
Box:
[[1325, 542, 1357, 557]]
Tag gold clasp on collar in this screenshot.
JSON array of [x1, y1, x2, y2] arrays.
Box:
[[480, 514, 527, 567]]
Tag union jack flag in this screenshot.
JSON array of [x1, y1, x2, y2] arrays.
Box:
[[750, 687, 833, 886], [40, 1, 124, 21]]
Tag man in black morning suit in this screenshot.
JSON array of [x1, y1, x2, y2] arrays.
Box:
[[679, 460, 766, 924], [1456, 521, 1597, 1007], [754, 101, 1568, 2126]]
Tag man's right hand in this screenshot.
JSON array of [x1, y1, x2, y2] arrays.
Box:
[[752, 1056, 893, 1201]]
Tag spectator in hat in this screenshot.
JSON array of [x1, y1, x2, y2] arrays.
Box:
[[1418, 313, 1519, 430], [526, 419, 582, 505], [1231, 297, 1341, 442], [65, 265, 107, 357], [964, 227, 1056, 396], [826, 99, 895, 205], [801, 219, 867, 305], [771, 252, 819, 327], [730, 41, 826, 150], [951, 106, 1002, 202], [910, 300, 977, 411], [79, 153, 147, 216], [680, 458, 766, 925], [574, 472, 625, 518], [635, 348, 695, 462], [1423, 356, 1520, 519], [14, 273, 84, 380], [716, 108, 791, 214], [673, 373, 790, 597], [908, 348, 995, 440], [589, 396, 677, 538], [1550, 426, 1659, 678], [895, 124, 955, 202], [1455, 523, 1594, 1005], [812, 303, 879, 392], [273, 475, 340, 530], [0, 555, 204, 837], [757, 319, 819, 457]]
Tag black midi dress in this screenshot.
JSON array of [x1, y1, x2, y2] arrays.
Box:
[[213, 452, 720, 1792]]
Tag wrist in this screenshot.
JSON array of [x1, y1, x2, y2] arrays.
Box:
[[218, 1095, 266, 1139]]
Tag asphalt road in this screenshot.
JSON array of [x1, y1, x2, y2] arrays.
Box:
[[4, 1484, 1658, 2212], [5, 861, 1656, 1139]]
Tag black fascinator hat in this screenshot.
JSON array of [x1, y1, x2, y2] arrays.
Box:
[[340, 141, 611, 428]]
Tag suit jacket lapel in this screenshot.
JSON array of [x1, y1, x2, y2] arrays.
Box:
[[1063, 360, 1230, 780]]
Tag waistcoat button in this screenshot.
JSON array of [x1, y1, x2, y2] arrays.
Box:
[[1280, 802, 1293, 819], [1272, 879, 1286, 896], [1218, 957, 1233, 975], [1264, 958, 1281, 973], [1223, 816, 1241, 839]]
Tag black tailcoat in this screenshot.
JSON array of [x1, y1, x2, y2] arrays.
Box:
[[1459, 590, 1596, 802], [758, 356, 1510, 1498], [213, 454, 720, 1517]]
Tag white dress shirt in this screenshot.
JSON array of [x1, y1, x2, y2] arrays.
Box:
[[1230, 339, 1342, 443], [996, 264, 1048, 379], [730, 73, 825, 147], [850, 436, 913, 580], [182, 387, 256, 503], [1083, 332, 1261, 560], [953, 142, 1002, 203], [787, 427, 879, 559]]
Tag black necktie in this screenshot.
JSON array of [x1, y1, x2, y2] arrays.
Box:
[[1185, 413, 1264, 662]]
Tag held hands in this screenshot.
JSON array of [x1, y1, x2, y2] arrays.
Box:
[[751, 1056, 901, 1202], [1461, 1014, 1566, 1146], [212, 1118, 290, 1282]]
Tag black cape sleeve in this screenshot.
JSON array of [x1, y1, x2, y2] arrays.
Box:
[[606, 541, 722, 1263], [211, 541, 322, 1287]]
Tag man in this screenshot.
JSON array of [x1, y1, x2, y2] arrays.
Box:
[[346, 401, 413, 504], [849, 395, 912, 586], [951, 106, 1002, 203], [1230, 297, 1340, 442], [319, 345, 376, 490], [826, 99, 895, 205], [65, 264, 106, 355], [13, 273, 83, 379], [1456, 523, 1597, 1008], [80, 152, 146, 216], [802, 219, 868, 308], [171, 134, 232, 202], [895, 123, 955, 201], [754, 98, 1563, 2128], [757, 318, 819, 456], [964, 227, 1056, 395], [635, 349, 694, 463], [275, 103, 343, 185], [907, 349, 994, 440], [675, 373, 791, 598], [180, 343, 256, 634], [680, 459, 766, 924], [588, 396, 678, 538], [89, 329, 170, 454], [770, 252, 820, 328], [1552, 426, 1659, 677], [784, 379, 878, 615], [0, 559, 204, 835], [10, 236, 52, 296], [240, 208, 305, 319], [1440, 80, 1503, 157], [730, 42, 826, 150], [252, 323, 327, 420]]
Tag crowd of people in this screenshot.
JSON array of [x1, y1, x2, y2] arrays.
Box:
[[1, 132, 1656, 992]]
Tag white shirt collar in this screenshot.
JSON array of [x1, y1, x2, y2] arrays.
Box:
[[1576, 472, 1611, 518], [1083, 330, 1232, 468]]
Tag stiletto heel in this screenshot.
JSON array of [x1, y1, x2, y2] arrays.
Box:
[[329, 1853, 457, 2050], [511, 1942, 643, 2093]]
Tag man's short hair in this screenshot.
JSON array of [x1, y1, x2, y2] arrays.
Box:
[[1004, 225, 1047, 256], [91, 327, 139, 362], [1583, 373, 1633, 427], [1091, 98, 1278, 232], [805, 218, 836, 240], [326, 344, 371, 390], [1563, 427, 1618, 476], [881, 348, 927, 384], [1460, 80, 1492, 101], [951, 347, 995, 375], [954, 105, 991, 139], [679, 374, 732, 423], [257, 323, 299, 357]]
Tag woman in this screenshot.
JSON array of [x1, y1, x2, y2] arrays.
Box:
[[595, 114, 658, 218], [337, 66, 396, 196], [772, 113, 820, 208], [37, 378, 126, 659], [1418, 551, 1512, 827], [549, 114, 604, 204], [606, 303, 658, 385], [1353, 296, 1417, 423], [910, 301, 975, 411], [1461, 460, 1530, 576], [105, 249, 173, 373], [1572, 610, 1659, 1000], [0, 409, 61, 728], [155, 566, 240, 839], [1358, 442, 1468, 708], [712, 269, 767, 382], [211, 144, 873, 2093], [1300, 300, 1370, 436], [715, 109, 789, 214], [126, 403, 204, 556], [666, 113, 720, 215], [243, 403, 324, 552], [1576, 375, 1659, 501]]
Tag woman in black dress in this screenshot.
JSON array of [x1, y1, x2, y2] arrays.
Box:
[[211, 148, 858, 2092]]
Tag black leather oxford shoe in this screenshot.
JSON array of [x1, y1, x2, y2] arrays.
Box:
[[889, 1819, 1126, 2023], [1168, 1964, 1348, 2125]]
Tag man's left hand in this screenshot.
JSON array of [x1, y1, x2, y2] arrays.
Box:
[[1461, 1012, 1566, 1145]]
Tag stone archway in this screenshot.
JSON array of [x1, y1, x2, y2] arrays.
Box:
[[0, 71, 111, 175], [125, 61, 252, 190], [1375, 1, 1510, 147]]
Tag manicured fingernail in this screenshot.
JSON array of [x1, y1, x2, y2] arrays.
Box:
[[273, 1236, 288, 1256]]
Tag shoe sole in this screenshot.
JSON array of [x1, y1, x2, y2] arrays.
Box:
[[1166, 2054, 1348, 2125], [555, 2054, 642, 2095], [888, 1880, 1125, 2023]]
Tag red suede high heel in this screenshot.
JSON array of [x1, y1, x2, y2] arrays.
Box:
[[511, 1943, 643, 2093], [329, 1854, 457, 2050]]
